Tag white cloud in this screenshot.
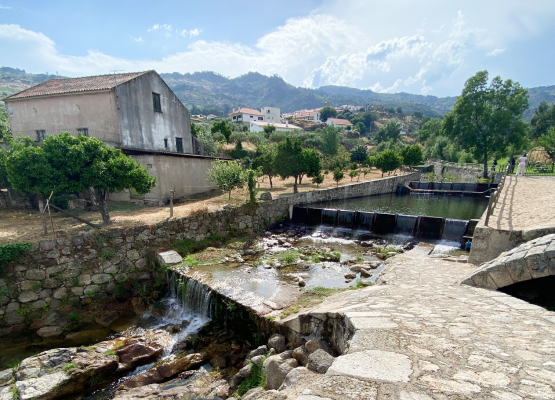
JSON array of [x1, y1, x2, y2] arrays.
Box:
[[487, 48, 505, 56], [163, 24, 172, 31], [134, 37, 143, 42], [189, 28, 201, 37], [147, 24, 159, 32], [0, 4, 11, 9]]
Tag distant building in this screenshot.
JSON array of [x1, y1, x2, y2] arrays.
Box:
[[292, 109, 320, 121], [4, 70, 217, 204], [249, 121, 301, 133], [229, 107, 263, 122], [261, 107, 280, 123], [326, 118, 353, 128]]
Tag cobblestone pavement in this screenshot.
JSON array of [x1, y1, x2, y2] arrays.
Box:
[[282, 244, 555, 400]]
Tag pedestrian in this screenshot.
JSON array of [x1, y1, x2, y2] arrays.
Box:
[[491, 158, 497, 172], [509, 156, 516, 174], [516, 153, 528, 176]]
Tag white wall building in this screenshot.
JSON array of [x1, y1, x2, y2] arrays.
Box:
[[261, 107, 280, 123], [326, 118, 353, 128], [293, 109, 320, 121], [230, 107, 263, 122], [249, 121, 301, 133]]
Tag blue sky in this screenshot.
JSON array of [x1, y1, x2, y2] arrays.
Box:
[[1, 0, 555, 97]]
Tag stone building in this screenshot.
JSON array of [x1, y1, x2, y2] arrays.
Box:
[[4, 71, 217, 204]]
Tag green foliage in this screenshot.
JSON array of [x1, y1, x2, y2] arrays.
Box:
[[322, 146, 351, 171], [304, 286, 341, 296], [172, 233, 226, 256], [538, 127, 555, 165], [230, 140, 251, 159], [0, 243, 31, 275], [50, 195, 69, 210], [247, 169, 257, 203], [68, 312, 80, 324], [349, 170, 359, 181], [362, 168, 370, 177], [277, 250, 300, 265], [373, 119, 401, 144], [319, 106, 337, 122], [320, 126, 341, 155], [211, 120, 233, 143], [350, 144, 367, 163], [11, 385, 18, 399], [275, 138, 313, 193], [400, 145, 423, 167], [333, 167, 344, 186], [311, 174, 324, 187], [206, 160, 246, 200], [416, 118, 442, 143], [0, 108, 12, 142], [195, 127, 218, 157], [263, 124, 276, 139], [236, 358, 267, 397], [63, 363, 78, 371], [530, 101, 555, 139], [103, 350, 116, 356], [253, 143, 277, 188], [101, 251, 114, 260], [442, 70, 529, 178], [374, 150, 403, 176]]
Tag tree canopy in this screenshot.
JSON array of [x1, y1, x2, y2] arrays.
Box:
[[416, 118, 442, 143], [320, 126, 341, 155], [211, 120, 233, 143], [400, 145, 423, 167], [320, 106, 337, 122], [350, 144, 367, 163], [206, 159, 246, 200], [538, 127, 555, 169], [0, 109, 12, 142], [373, 149, 403, 176], [441, 70, 529, 178], [253, 143, 278, 188], [274, 138, 320, 193], [373, 119, 401, 144], [6, 133, 156, 225], [530, 101, 555, 139]]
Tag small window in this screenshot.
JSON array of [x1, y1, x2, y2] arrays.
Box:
[[36, 130, 46, 141], [267, 110, 270, 113], [152, 93, 162, 112], [77, 128, 89, 137], [176, 137, 183, 153], [233, 116, 237, 120], [164, 139, 168, 148], [258, 117, 263, 121]]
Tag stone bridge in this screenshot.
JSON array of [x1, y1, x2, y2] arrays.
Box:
[[461, 233, 555, 289]]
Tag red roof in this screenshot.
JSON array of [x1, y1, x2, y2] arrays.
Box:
[[328, 118, 353, 126], [5, 71, 152, 100], [230, 108, 262, 116]]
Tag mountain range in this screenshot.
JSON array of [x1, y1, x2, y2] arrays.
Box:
[[2, 67, 554, 120]]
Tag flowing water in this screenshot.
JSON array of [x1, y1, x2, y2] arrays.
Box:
[[317, 193, 488, 220]]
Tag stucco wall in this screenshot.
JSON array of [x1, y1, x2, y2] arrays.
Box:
[[5, 91, 121, 145], [115, 72, 192, 153], [131, 154, 217, 202]]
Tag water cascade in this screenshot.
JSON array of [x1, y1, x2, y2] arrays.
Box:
[[354, 211, 374, 231], [167, 272, 212, 321], [337, 210, 356, 229], [442, 219, 469, 243], [321, 209, 338, 226], [396, 214, 418, 236]]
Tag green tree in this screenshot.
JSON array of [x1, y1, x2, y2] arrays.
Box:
[[332, 167, 344, 187], [311, 174, 324, 187], [373, 119, 401, 144], [300, 148, 321, 184], [247, 169, 257, 203], [441, 70, 529, 178], [0, 108, 12, 142], [349, 170, 359, 181], [274, 138, 312, 193], [211, 120, 233, 143], [6, 133, 156, 225], [253, 143, 277, 188], [396, 107, 403, 114], [374, 150, 403, 177], [400, 145, 423, 168], [350, 144, 367, 163], [196, 129, 217, 157], [320, 106, 337, 122], [206, 160, 246, 200], [538, 127, 555, 171], [320, 126, 341, 155], [530, 101, 555, 139], [416, 118, 442, 143], [263, 124, 276, 139]]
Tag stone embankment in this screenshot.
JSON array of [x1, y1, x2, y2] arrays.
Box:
[[427, 159, 503, 183], [0, 173, 418, 340], [462, 233, 555, 289]]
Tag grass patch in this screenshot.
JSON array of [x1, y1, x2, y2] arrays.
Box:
[[276, 250, 300, 265], [236, 356, 268, 397], [68, 312, 80, 324], [63, 362, 78, 371], [311, 254, 321, 263], [171, 234, 227, 256], [103, 350, 116, 356], [107, 203, 146, 213], [280, 286, 343, 319], [374, 246, 400, 259], [183, 255, 200, 266]]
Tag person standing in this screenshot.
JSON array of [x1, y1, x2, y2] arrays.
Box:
[[491, 158, 498, 172], [516, 153, 528, 176], [509, 156, 516, 174]]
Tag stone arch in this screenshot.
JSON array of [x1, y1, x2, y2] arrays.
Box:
[[461, 234, 555, 289]]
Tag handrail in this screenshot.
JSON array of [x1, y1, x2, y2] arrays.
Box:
[[484, 164, 510, 226]]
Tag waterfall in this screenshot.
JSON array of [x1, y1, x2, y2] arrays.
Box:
[[396, 214, 417, 236], [355, 212, 374, 231], [441, 219, 469, 244], [321, 209, 338, 226], [167, 272, 212, 320], [337, 210, 356, 229]]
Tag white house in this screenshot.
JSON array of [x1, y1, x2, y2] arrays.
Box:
[[261, 107, 281, 123], [249, 121, 301, 133], [230, 107, 263, 122], [326, 118, 353, 128], [293, 109, 320, 121]]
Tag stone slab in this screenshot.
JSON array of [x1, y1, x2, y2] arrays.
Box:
[[156, 251, 183, 266], [326, 350, 412, 383]]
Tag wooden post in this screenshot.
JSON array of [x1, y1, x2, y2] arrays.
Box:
[[36, 189, 48, 236], [46, 192, 56, 239], [169, 189, 174, 219], [48, 203, 101, 229]]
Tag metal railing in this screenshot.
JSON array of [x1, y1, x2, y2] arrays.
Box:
[[426, 158, 483, 170], [498, 162, 555, 176], [484, 165, 510, 226]]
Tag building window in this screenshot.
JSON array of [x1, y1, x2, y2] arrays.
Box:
[[152, 92, 162, 112], [77, 128, 89, 137], [258, 117, 263, 121], [267, 110, 270, 113], [232, 116, 237, 120], [36, 130, 46, 141], [176, 137, 183, 153], [164, 139, 168, 148]]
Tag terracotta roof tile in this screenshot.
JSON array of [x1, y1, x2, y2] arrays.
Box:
[[230, 107, 262, 116], [5, 71, 152, 100], [328, 118, 353, 125]]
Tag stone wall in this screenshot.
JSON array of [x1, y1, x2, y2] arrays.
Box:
[[0, 190, 30, 209], [0, 173, 419, 339], [428, 160, 503, 184]]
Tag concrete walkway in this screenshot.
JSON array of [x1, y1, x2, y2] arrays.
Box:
[[282, 244, 555, 399]]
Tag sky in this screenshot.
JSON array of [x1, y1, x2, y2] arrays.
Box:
[[1, 0, 555, 97]]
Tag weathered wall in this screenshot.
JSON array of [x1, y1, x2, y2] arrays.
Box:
[[115, 72, 192, 154], [0, 173, 418, 339], [428, 161, 503, 184], [6, 91, 121, 145]]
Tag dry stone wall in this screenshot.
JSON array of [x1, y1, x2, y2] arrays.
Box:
[[0, 173, 419, 338], [428, 160, 503, 184]]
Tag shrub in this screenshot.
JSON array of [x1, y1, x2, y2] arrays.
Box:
[[50, 195, 69, 210], [0, 243, 31, 275]]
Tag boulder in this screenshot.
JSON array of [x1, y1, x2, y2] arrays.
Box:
[[156, 251, 183, 266], [279, 366, 313, 390], [344, 272, 356, 280], [267, 334, 286, 354], [259, 192, 272, 201], [36, 326, 63, 338], [68, 199, 87, 211], [305, 340, 331, 355], [292, 345, 309, 366], [307, 349, 334, 373], [360, 269, 372, 278], [246, 345, 268, 360], [0, 368, 13, 387]]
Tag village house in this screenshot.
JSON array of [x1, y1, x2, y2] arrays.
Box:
[[249, 121, 301, 133], [4, 70, 217, 204], [291, 109, 320, 121], [326, 117, 353, 129], [229, 107, 263, 122]]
